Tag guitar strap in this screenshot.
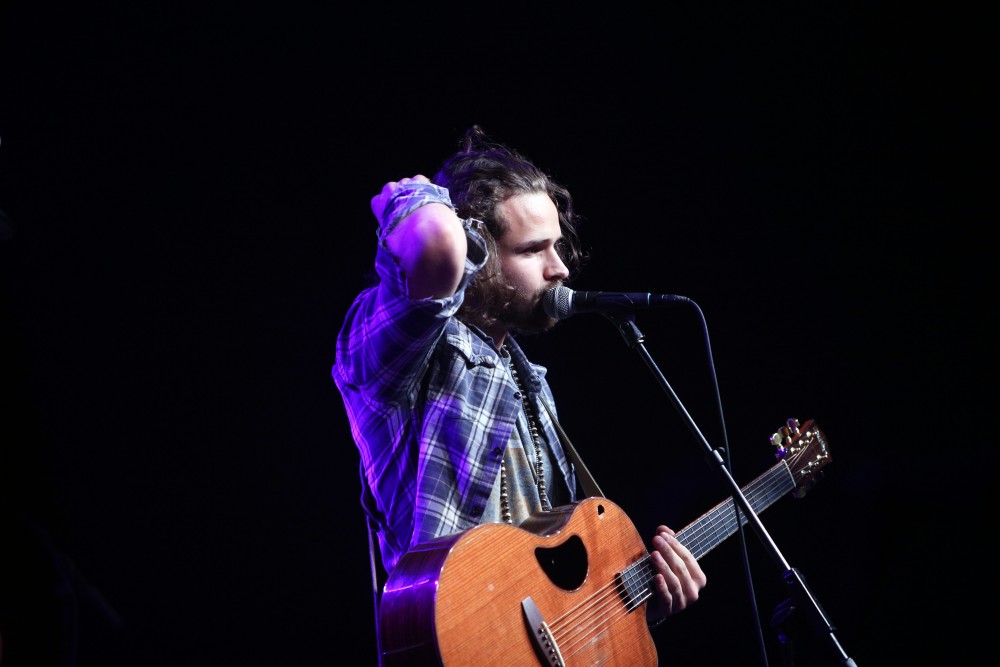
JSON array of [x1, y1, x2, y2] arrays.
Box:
[[539, 398, 605, 499]]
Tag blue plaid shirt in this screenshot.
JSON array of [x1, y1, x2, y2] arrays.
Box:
[[332, 182, 577, 572]]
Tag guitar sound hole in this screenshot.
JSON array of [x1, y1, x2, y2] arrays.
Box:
[[534, 535, 588, 591]]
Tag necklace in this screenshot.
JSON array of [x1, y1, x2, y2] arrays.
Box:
[[500, 344, 551, 523]]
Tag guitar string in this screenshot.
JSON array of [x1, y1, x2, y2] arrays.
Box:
[[554, 480, 781, 660], [529, 441, 816, 659], [555, 445, 819, 660], [545, 462, 797, 660], [680, 436, 823, 557], [547, 540, 663, 656], [552, 474, 776, 658], [553, 567, 649, 659], [681, 466, 786, 557], [680, 463, 792, 558]]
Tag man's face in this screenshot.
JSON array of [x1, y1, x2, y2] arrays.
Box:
[[494, 192, 570, 334]]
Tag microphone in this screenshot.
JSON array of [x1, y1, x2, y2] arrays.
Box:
[[543, 285, 690, 320]]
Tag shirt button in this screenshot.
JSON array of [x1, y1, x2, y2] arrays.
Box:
[[492, 446, 503, 457], [513, 391, 522, 400]]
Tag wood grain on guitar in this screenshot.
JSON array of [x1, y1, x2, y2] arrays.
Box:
[[378, 419, 831, 666]]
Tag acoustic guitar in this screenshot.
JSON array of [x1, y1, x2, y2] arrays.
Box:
[[379, 418, 831, 666]]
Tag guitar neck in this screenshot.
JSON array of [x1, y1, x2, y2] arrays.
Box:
[[620, 422, 829, 611], [618, 460, 797, 611], [675, 460, 795, 560]]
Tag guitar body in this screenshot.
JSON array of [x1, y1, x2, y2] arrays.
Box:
[[377, 419, 832, 666], [379, 497, 657, 666]]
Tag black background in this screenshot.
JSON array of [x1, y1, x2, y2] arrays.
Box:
[[1, 2, 992, 666]]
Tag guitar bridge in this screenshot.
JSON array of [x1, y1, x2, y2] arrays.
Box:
[[522, 596, 566, 667]]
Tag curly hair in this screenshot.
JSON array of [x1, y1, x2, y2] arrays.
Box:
[[433, 125, 587, 331]]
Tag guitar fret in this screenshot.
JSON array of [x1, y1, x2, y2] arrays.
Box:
[[619, 558, 655, 609]]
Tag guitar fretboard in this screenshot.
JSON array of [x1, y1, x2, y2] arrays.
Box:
[[679, 460, 795, 559]]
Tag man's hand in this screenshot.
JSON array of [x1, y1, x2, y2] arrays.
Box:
[[648, 525, 707, 621], [370, 174, 431, 227]]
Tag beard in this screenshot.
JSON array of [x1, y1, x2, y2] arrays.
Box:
[[496, 280, 561, 335]]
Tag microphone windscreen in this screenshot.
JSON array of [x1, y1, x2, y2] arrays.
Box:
[[543, 286, 573, 320]]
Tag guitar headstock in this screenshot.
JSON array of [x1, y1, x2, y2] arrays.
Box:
[[772, 418, 832, 498]]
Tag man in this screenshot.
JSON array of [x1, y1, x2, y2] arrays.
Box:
[[332, 126, 706, 657]]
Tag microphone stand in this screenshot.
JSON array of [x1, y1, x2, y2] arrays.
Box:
[[604, 310, 857, 667]]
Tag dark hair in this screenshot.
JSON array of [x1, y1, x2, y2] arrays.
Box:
[[433, 125, 587, 328]]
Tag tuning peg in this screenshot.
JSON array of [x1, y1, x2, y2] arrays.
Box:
[[771, 429, 788, 460], [772, 419, 802, 460]]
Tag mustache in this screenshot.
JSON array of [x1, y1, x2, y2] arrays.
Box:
[[539, 281, 564, 299]]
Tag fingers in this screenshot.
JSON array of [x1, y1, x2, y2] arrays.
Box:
[[382, 174, 430, 196], [650, 529, 707, 616], [396, 174, 429, 186], [370, 174, 431, 221]]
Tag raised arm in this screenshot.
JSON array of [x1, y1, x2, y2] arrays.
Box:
[[372, 175, 467, 300]]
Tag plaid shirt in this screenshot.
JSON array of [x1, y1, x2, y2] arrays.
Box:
[[332, 182, 577, 572]]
